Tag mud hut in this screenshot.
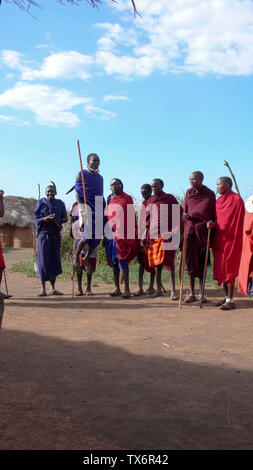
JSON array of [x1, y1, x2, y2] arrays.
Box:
[[0, 196, 36, 248]]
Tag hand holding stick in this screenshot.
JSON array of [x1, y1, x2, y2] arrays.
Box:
[[179, 220, 187, 309], [224, 161, 240, 196], [77, 140, 89, 225], [200, 226, 211, 309]]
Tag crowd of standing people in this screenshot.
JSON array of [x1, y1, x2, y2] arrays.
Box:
[[0, 153, 252, 311]]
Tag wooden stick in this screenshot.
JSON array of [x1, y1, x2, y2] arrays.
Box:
[[224, 161, 240, 196], [72, 237, 75, 298], [3, 269, 9, 296], [179, 221, 187, 309], [200, 226, 211, 309], [77, 140, 88, 214]]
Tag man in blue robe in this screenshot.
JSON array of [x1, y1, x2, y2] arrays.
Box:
[[34, 183, 67, 296], [67, 153, 105, 274]]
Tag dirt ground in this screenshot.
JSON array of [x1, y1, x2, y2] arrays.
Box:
[[0, 248, 253, 450]]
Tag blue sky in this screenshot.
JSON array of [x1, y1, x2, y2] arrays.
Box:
[[0, 0, 252, 209]]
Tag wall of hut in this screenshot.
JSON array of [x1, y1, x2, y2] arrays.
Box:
[[0, 224, 35, 248]]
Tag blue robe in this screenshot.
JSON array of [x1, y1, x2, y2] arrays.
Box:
[[34, 198, 67, 282], [74, 170, 106, 250]]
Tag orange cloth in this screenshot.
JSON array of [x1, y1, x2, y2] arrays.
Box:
[[148, 238, 165, 267], [238, 211, 253, 295]]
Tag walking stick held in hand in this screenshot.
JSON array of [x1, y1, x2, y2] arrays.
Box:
[[224, 161, 240, 196], [71, 236, 75, 298], [200, 225, 211, 309], [179, 220, 187, 309], [3, 269, 9, 296], [77, 140, 89, 226]]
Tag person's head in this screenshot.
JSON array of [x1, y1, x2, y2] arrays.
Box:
[[190, 171, 204, 190], [141, 184, 152, 201], [45, 184, 56, 201], [87, 153, 100, 172], [110, 178, 123, 196], [216, 176, 233, 195], [151, 179, 164, 196]]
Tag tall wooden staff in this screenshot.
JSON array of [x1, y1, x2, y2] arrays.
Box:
[[77, 140, 89, 222], [200, 226, 211, 309], [224, 160, 240, 196], [71, 237, 75, 298], [3, 269, 9, 296], [179, 220, 187, 309], [73, 140, 89, 284]]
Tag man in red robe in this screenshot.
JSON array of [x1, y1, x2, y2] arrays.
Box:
[[143, 179, 183, 299], [106, 178, 139, 298], [238, 195, 253, 297], [183, 171, 216, 303], [134, 184, 155, 297], [212, 176, 245, 310]]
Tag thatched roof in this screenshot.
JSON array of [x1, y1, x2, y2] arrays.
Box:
[[0, 196, 36, 228]]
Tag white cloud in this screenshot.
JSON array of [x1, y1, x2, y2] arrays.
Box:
[[98, 0, 253, 77], [21, 51, 93, 81], [0, 82, 90, 127], [103, 95, 130, 102], [1, 50, 24, 70], [84, 104, 116, 120], [1, 50, 93, 81], [3, 1, 253, 81], [0, 114, 30, 126], [0, 114, 13, 121]]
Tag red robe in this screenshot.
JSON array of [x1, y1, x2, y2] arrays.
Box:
[[145, 192, 183, 271], [106, 192, 139, 262], [0, 244, 5, 269], [238, 210, 253, 295], [184, 185, 216, 278], [212, 190, 244, 286]]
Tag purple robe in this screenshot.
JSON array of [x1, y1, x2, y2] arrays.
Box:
[[34, 198, 67, 282], [184, 185, 216, 278], [75, 170, 105, 250]]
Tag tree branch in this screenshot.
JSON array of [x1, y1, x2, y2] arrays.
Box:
[[2, 0, 141, 17]]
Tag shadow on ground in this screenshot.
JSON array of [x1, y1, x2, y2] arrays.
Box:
[[1, 328, 253, 450]]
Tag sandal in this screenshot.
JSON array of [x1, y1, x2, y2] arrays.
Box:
[[150, 290, 163, 298], [38, 290, 46, 297], [110, 290, 122, 297], [170, 293, 178, 301], [0, 293, 13, 299], [134, 289, 144, 297], [145, 287, 156, 295], [184, 293, 197, 303], [49, 289, 63, 296], [122, 292, 131, 299], [220, 301, 235, 311], [198, 294, 208, 303], [75, 291, 84, 296], [216, 297, 227, 307], [85, 290, 94, 296]]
